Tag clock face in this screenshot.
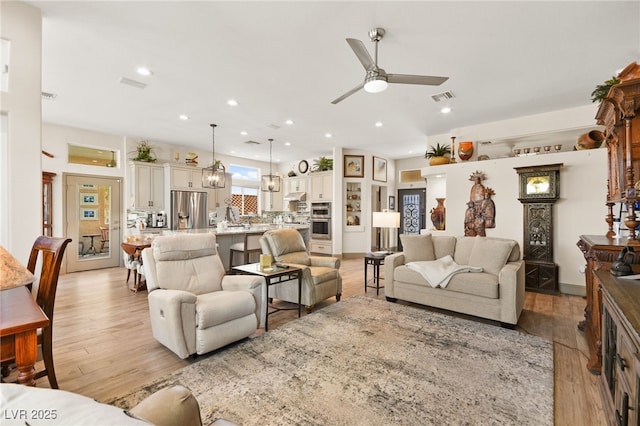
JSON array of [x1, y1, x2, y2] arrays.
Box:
[[526, 175, 551, 194]]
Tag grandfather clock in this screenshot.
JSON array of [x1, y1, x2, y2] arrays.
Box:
[[514, 163, 562, 293]]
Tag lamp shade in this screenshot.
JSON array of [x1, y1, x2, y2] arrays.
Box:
[[372, 211, 400, 228]]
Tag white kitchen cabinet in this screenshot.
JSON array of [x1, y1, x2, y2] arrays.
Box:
[[129, 162, 165, 210], [284, 176, 308, 193], [310, 171, 333, 201], [168, 165, 203, 190]]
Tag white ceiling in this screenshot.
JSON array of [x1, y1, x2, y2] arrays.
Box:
[[28, 1, 640, 164]]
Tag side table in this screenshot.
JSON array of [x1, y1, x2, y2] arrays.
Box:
[[364, 253, 387, 295], [232, 263, 302, 331]]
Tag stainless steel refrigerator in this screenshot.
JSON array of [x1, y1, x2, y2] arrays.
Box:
[[170, 191, 208, 230]]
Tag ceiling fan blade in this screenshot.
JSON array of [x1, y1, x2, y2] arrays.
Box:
[[331, 83, 364, 104], [387, 74, 449, 86], [346, 38, 376, 71]]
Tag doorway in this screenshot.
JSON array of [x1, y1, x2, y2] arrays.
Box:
[[64, 174, 121, 272], [397, 188, 426, 250]]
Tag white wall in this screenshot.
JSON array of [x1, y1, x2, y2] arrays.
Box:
[[0, 2, 42, 263]]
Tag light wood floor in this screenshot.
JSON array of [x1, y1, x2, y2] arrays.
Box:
[[30, 257, 603, 425]]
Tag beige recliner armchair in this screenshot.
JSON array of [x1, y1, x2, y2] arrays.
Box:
[[259, 228, 341, 312], [142, 233, 266, 359]]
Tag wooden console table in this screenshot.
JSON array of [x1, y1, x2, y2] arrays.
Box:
[[577, 235, 640, 374]]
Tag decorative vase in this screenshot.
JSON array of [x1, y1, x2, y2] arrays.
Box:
[[430, 198, 446, 230], [429, 156, 451, 166], [458, 141, 474, 161], [575, 130, 605, 150]]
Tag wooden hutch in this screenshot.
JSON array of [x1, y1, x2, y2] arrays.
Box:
[[577, 66, 640, 380]]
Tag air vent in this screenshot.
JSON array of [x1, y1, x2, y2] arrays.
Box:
[[42, 92, 57, 101], [431, 91, 455, 102], [244, 140, 261, 145], [478, 140, 492, 145], [119, 77, 147, 89]]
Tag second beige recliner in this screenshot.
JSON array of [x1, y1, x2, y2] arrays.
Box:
[[259, 228, 342, 312]]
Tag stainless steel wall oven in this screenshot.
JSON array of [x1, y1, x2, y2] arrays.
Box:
[[311, 202, 331, 240]]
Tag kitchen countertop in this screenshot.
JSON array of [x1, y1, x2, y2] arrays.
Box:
[[163, 223, 309, 236]]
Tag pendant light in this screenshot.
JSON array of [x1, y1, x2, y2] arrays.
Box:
[[261, 138, 281, 192], [106, 150, 117, 168], [202, 123, 226, 188]]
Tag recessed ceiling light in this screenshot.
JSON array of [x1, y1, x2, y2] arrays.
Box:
[[285, 119, 294, 125], [136, 67, 153, 76], [179, 114, 189, 120], [375, 122, 383, 127], [284, 142, 291, 146], [440, 107, 452, 114], [240, 131, 248, 136], [230, 150, 236, 154], [408, 150, 413, 154], [227, 99, 238, 107], [325, 133, 333, 138]]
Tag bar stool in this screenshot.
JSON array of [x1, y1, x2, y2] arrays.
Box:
[[229, 231, 264, 272]]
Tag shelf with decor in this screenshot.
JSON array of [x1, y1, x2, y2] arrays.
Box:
[[345, 182, 363, 231]]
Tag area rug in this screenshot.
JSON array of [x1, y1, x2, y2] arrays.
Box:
[[109, 296, 553, 425]]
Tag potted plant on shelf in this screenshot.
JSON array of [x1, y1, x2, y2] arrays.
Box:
[[591, 76, 620, 103], [132, 140, 156, 162], [425, 143, 451, 166], [312, 156, 333, 172]]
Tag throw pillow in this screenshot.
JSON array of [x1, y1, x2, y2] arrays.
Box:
[[468, 237, 516, 275], [400, 234, 436, 263]]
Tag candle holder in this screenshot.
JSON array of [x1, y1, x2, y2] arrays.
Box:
[[533, 146, 541, 153], [543, 146, 551, 153], [523, 148, 531, 154], [513, 148, 521, 156], [554, 144, 562, 152], [450, 136, 457, 163]]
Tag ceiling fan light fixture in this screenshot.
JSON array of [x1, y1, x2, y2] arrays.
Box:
[[364, 74, 388, 93]]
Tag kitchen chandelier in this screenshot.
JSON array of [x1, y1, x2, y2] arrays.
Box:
[[261, 138, 281, 192], [202, 123, 226, 188]]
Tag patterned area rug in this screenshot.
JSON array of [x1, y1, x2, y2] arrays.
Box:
[[109, 296, 553, 425]]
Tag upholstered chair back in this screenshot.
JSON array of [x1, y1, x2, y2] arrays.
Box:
[[150, 233, 225, 295], [260, 228, 310, 265]]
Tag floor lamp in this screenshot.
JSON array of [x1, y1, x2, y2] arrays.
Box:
[[372, 211, 400, 254]]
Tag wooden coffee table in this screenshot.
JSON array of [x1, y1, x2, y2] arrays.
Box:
[[232, 263, 302, 331]]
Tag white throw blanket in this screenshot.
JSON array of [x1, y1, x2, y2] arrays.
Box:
[[406, 255, 483, 288]]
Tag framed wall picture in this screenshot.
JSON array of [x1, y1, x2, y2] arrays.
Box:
[[344, 155, 364, 178], [373, 156, 387, 182], [80, 208, 98, 221], [80, 193, 98, 205]]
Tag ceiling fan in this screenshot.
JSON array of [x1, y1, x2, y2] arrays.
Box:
[[331, 28, 449, 104]]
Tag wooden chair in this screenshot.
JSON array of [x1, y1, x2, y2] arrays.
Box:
[[2, 236, 71, 388], [99, 226, 109, 253], [228, 231, 264, 272]]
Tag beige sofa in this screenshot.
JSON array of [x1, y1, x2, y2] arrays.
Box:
[[384, 234, 525, 326]]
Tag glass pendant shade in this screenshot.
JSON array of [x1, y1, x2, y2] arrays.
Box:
[[202, 123, 226, 188], [261, 138, 281, 192]]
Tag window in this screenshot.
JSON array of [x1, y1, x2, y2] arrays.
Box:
[[229, 165, 260, 215]]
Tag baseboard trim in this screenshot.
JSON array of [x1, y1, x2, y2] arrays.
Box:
[[559, 283, 586, 297]]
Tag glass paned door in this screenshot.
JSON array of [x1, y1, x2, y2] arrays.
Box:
[[398, 188, 426, 250], [65, 174, 121, 272]]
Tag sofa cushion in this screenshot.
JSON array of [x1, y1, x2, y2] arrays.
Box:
[[432, 236, 457, 260], [393, 266, 499, 299], [453, 236, 476, 265], [400, 234, 435, 263], [468, 237, 516, 275], [447, 272, 499, 299], [196, 291, 256, 329]]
